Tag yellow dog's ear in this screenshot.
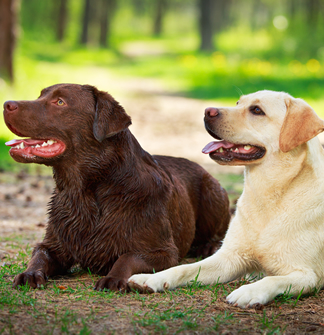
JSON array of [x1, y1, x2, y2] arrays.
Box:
[[279, 97, 324, 153]]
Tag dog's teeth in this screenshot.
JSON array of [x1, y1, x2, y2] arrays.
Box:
[[230, 148, 233, 151], [20, 142, 25, 149], [219, 147, 224, 153], [48, 140, 54, 145], [244, 145, 251, 150], [35, 144, 40, 148], [234, 148, 239, 152], [42, 142, 48, 147]]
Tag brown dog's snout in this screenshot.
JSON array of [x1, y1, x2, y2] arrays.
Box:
[[4, 100, 18, 113], [205, 107, 219, 118]]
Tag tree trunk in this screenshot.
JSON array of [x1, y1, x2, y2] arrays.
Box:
[[132, 0, 146, 15], [198, 0, 213, 51], [99, 0, 116, 48], [213, 0, 232, 32], [57, 0, 68, 42], [307, 0, 319, 28], [153, 0, 166, 36], [0, 0, 17, 82], [80, 0, 91, 45]]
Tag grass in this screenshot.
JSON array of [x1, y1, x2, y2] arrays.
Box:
[[1, 244, 319, 334], [0, 174, 321, 334]]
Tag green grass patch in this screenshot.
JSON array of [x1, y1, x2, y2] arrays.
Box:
[[1, 225, 320, 334], [0, 138, 14, 171]]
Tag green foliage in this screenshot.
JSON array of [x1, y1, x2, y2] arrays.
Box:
[[258, 310, 282, 334], [0, 237, 320, 334], [0, 138, 14, 171], [211, 311, 234, 331]]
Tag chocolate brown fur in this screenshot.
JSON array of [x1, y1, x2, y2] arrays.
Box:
[[3, 84, 230, 291]]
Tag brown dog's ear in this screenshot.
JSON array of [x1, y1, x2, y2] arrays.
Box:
[[279, 97, 324, 153], [91, 87, 132, 142]]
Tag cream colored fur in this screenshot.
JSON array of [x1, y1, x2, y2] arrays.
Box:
[[128, 90, 324, 308]]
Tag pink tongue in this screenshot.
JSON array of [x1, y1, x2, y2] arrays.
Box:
[[202, 140, 235, 154], [5, 139, 45, 147]]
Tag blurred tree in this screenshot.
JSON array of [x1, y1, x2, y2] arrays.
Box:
[[132, 0, 146, 14], [287, 0, 297, 21], [0, 0, 17, 82], [198, 0, 231, 51], [306, 0, 320, 29], [20, 0, 56, 41], [99, 0, 117, 47], [213, 0, 232, 32], [153, 0, 167, 36], [57, 0, 69, 42], [80, 0, 117, 47], [80, 0, 91, 44], [198, 0, 213, 51], [251, 0, 271, 30]]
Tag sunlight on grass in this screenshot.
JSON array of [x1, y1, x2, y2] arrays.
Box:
[[217, 27, 274, 54], [2, 48, 324, 143]]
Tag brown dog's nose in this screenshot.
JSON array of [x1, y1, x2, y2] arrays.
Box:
[[205, 107, 219, 118], [4, 101, 18, 112]]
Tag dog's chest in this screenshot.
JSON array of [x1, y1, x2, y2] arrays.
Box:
[[235, 206, 314, 276], [234, 204, 291, 273], [49, 191, 130, 272]]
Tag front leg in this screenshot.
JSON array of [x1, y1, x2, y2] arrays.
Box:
[[227, 270, 320, 308], [128, 248, 248, 292], [13, 244, 70, 289], [94, 251, 178, 292]]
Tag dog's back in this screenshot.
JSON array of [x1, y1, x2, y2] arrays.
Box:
[[154, 155, 230, 258]]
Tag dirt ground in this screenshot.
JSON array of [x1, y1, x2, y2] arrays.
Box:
[[2, 172, 324, 334], [2, 77, 324, 334]]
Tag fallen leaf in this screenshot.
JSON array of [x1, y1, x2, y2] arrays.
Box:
[[57, 285, 67, 290]]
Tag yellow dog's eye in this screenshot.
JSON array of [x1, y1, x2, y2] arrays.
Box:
[[250, 105, 265, 116], [57, 99, 65, 106]]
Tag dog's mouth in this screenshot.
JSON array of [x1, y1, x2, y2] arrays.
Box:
[[5, 138, 66, 159], [202, 140, 266, 164]]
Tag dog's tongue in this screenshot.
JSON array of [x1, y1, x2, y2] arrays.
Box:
[[202, 140, 235, 154], [5, 139, 46, 147]]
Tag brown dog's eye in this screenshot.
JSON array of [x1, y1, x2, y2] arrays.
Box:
[[250, 106, 265, 116], [236, 101, 239, 105], [57, 99, 65, 106]]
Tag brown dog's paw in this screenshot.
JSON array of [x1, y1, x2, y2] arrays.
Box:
[[94, 276, 128, 293], [128, 281, 155, 294], [13, 270, 47, 289]]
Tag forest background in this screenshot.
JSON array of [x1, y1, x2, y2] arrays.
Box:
[[1, 0, 324, 170]]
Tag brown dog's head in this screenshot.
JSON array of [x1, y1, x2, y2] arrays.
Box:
[[3, 84, 132, 165]]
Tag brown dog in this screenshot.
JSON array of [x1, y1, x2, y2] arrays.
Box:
[[3, 84, 230, 292]]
